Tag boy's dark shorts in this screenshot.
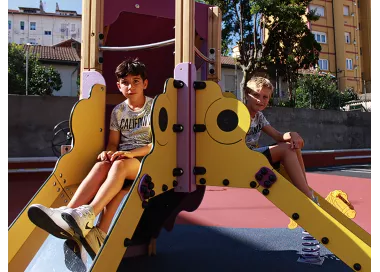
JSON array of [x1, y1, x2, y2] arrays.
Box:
[[122, 156, 144, 189], [254, 146, 281, 170]]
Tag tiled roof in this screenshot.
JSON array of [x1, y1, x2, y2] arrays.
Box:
[[221, 56, 236, 66], [23, 45, 80, 62], [8, 9, 19, 12]]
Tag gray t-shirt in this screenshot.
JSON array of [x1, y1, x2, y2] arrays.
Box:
[[110, 96, 153, 151], [245, 111, 270, 150]]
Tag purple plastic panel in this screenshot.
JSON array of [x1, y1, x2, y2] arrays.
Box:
[[255, 167, 277, 188], [81, 71, 106, 99], [137, 174, 154, 202], [174, 63, 197, 193]]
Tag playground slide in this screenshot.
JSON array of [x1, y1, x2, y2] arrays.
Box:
[[9, 77, 370, 272]]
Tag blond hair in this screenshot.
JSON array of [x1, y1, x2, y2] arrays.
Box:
[[245, 77, 274, 95]]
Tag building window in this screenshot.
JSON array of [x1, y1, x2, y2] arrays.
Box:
[[71, 24, 75, 31], [71, 34, 77, 39], [310, 5, 325, 17], [318, 59, 329, 71], [8, 36, 11, 43], [8, 20, 11, 30], [343, 6, 349, 16], [20, 38, 25, 44], [345, 32, 351, 44], [312, 31, 327, 44], [30, 22, 36, 30], [346, 58, 353, 70], [44, 31, 52, 35], [29, 38, 37, 45], [20, 21, 25, 30]]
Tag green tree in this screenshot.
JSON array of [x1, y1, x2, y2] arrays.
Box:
[[198, 0, 264, 102], [8, 43, 62, 95], [258, 0, 321, 101], [295, 72, 358, 110]]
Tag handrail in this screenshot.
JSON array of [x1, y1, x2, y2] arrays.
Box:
[[99, 38, 175, 52]]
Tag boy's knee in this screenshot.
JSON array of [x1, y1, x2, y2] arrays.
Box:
[[95, 161, 112, 171]]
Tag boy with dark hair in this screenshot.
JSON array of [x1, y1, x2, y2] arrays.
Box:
[[28, 58, 153, 259]]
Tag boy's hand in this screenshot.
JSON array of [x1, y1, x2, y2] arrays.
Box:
[[110, 151, 134, 162], [97, 151, 114, 161], [289, 132, 304, 149]]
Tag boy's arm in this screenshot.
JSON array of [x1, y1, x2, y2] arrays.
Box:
[[106, 130, 120, 151], [262, 125, 304, 149], [129, 143, 153, 157]]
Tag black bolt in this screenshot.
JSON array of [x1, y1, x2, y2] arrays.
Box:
[[269, 174, 277, 182], [353, 263, 361, 271], [264, 180, 272, 188], [260, 168, 268, 175], [142, 201, 149, 209], [173, 168, 184, 176], [148, 182, 154, 190], [99, 33, 104, 40], [124, 238, 133, 247], [173, 180, 178, 187], [199, 178, 206, 185], [223, 179, 229, 186], [145, 175, 152, 183], [173, 124, 184, 132], [193, 167, 206, 175], [162, 184, 168, 191], [262, 189, 270, 195], [250, 181, 257, 188], [173, 80, 184, 89], [98, 57, 104, 64], [255, 173, 263, 181], [321, 237, 329, 244], [140, 185, 148, 193], [210, 48, 215, 54], [150, 190, 155, 197], [193, 81, 206, 90], [209, 68, 215, 74], [292, 213, 300, 220], [193, 124, 206, 132]]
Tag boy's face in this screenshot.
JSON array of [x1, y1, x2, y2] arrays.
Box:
[[246, 86, 272, 112], [117, 74, 148, 98]]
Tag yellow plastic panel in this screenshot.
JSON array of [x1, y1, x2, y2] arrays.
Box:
[[195, 80, 371, 271], [8, 180, 71, 271], [54, 84, 106, 188], [90, 79, 178, 272]]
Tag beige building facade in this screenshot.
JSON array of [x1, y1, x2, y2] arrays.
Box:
[[8, 3, 81, 46], [309, 0, 371, 93]]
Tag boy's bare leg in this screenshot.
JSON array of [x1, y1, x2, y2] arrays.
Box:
[[295, 149, 307, 182], [97, 189, 130, 233], [269, 143, 313, 199], [67, 161, 112, 208], [89, 158, 140, 215]]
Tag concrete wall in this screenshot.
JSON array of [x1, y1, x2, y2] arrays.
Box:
[[9, 95, 78, 157], [259, 107, 371, 150], [8, 95, 370, 157]]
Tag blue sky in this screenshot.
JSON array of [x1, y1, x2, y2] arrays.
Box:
[[8, 0, 82, 13]]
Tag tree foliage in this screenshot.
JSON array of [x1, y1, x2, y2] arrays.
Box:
[[295, 72, 358, 110], [198, 0, 263, 102], [257, 0, 321, 100], [8, 43, 62, 95]]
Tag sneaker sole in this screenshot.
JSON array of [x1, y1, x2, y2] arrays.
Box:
[[79, 236, 96, 260], [61, 212, 97, 259], [28, 206, 73, 239]]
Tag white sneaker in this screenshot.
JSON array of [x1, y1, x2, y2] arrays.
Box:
[[61, 205, 96, 238], [28, 204, 75, 239], [80, 227, 106, 260]]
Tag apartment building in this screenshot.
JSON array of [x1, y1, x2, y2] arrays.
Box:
[[8, 1, 81, 46], [309, 0, 371, 93]]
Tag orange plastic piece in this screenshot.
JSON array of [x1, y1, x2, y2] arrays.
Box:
[[325, 190, 356, 219]]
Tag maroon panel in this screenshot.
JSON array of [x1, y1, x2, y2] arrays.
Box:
[[103, 12, 175, 98], [104, 0, 176, 26]]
